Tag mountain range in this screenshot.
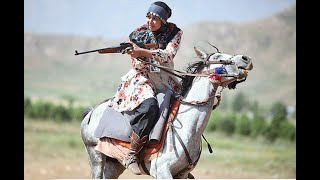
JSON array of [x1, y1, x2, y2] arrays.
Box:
[[24, 5, 296, 109]]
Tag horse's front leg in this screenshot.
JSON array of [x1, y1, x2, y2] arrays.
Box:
[[150, 163, 173, 179], [85, 144, 106, 179]]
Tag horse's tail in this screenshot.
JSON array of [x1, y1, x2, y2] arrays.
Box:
[[82, 107, 93, 119]]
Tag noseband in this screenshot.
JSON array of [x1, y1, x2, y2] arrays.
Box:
[[199, 53, 235, 77]]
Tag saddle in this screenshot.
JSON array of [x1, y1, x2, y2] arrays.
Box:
[[93, 88, 179, 159]]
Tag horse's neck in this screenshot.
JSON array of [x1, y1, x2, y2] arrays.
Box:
[[175, 76, 216, 142], [184, 77, 215, 103]]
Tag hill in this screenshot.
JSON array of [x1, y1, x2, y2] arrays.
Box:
[[24, 5, 296, 108]]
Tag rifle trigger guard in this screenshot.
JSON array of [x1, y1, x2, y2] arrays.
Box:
[[121, 47, 133, 54]]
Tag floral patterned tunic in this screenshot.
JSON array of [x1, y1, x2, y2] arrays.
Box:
[[107, 22, 183, 112]]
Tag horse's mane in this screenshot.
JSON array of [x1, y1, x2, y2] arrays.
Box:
[[180, 60, 206, 96]]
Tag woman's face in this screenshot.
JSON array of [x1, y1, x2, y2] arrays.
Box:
[[146, 13, 162, 32]]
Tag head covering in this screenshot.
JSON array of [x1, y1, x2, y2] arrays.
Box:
[[147, 1, 172, 23]]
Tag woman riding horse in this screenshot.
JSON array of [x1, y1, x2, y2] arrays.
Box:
[[101, 1, 183, 174]]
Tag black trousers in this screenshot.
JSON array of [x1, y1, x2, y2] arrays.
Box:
[[128, 98, 160, 137]]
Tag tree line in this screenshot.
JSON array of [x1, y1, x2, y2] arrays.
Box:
[[24, 91, 296, 142]]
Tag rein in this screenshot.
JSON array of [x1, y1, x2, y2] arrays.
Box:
[[138, 56, 236, 79], [178, 86, 223, 110], [138, 53, 235, 108]]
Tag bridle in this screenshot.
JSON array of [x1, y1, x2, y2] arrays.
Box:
[[183, 55, 233, 108]]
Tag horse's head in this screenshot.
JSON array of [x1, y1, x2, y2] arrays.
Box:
[[194, 46, 253, 89]]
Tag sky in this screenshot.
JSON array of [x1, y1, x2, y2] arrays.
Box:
[[24, 0, 296, 40]]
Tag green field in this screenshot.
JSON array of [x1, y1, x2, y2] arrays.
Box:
[[24, 118, 296, 179]]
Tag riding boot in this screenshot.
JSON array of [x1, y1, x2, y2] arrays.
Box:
[[123, 131, 148, 175]]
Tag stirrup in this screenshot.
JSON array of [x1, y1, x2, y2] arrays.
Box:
[[127, 162, 142, 175]]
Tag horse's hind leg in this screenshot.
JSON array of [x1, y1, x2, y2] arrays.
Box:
[[85, 145, 106, 179], [103, 157, 126, 178]]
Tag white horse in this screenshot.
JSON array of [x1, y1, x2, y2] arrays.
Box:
[[80, 46, 253, 179]]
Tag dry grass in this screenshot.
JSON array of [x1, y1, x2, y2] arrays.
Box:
[[24, 118, 296, 180]]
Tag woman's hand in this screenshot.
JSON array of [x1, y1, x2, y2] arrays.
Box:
[[126, 41, 142, 58], [126, 41, 152, 59]]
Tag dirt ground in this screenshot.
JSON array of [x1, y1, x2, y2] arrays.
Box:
[[24, 157, 244, 180]]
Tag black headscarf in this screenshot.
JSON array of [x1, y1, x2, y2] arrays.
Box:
[[147, 1, 172, 23]]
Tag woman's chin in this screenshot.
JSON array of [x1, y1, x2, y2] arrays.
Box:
[[149, 27, 159, 32]]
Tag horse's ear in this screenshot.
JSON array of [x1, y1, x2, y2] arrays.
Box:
[[194, 46, 207, 60]]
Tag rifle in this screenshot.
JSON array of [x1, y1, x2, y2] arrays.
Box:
[[74, 42, 158, 56]]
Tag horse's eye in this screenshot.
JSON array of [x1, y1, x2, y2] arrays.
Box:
[[242, 55, 249, 61]]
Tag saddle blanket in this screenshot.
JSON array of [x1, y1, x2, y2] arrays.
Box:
[[93, 89, 173, 143], [94, 100, 180, 162]]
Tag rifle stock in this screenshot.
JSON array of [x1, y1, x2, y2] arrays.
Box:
[[74, 42, 158, 56]]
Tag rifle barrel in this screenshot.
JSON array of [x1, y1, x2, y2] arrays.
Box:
[[74, 42, 157, 56], [74, 49, 103, 56]]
